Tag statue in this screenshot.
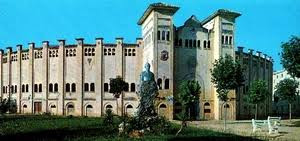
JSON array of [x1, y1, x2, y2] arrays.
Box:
[[137, 63, 158, 118]]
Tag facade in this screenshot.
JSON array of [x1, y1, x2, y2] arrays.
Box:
[[0, 3, 273, 120], [272, 70, 300, 117]]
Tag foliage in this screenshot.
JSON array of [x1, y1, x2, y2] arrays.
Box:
[[176, 80, 201, 135], [246, 80, 269, 104], [0, 98, 17, 114], [280, 36, 300, 78], [275, 78, 299, 103], [109, 76, 128, 98], [210, 54, 244, 102]]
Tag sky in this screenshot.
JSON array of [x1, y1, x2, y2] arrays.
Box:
[[0, 0, 299, 71]]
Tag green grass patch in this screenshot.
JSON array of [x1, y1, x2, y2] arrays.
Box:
[[0, 115, 260, 141]]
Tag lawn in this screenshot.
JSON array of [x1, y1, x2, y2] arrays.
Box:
[[0, 115, 260, 141]]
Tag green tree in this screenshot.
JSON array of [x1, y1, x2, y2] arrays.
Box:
[[275, 78, 299, 121], [280, 36, 300, 78], [210, 54, 244, 131], [176, 80, 201, 136], [109, 76, 128, 116], [246, 80, 269, 120], [0, 98, 17, 115]]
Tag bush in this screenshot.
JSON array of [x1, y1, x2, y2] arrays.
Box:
[[0, 98, 17, 114]]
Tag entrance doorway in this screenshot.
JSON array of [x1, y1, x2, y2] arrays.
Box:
[[34, 102, 42, 114]]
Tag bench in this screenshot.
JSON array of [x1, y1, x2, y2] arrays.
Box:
[[252, 119, 267, 133], [267, 116, 281, 134]]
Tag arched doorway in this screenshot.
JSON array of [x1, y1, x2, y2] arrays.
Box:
[[204, 102, 211, 119], [221, 103, 232, 120], [105, 104, 113, 114], [158, 103, 168, 117], [22, 104, 27, 114], [125, 104, 134, 116], [86, 105, 93, 117], [49, 104, 57, 115], [66, 103, 75, 116]]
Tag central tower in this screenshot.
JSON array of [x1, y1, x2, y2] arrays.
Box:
[[138, 3, 179, 119]]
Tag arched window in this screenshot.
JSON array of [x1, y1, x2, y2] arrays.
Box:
[[104, 83, 109, 92], [179, 39, 182, 46], [26, 84, 29, 92], [166, 31, 170, 41], [106, 105, 113, 110], [22, 85, 25, 92], [208, 40, 211, 48], [34, 84, 38, 92], [197, 40, 201, 47], [71, 83, 76, 92], [204, 40, 207, 48], [54, 83, 58, 92], [51, 105, 56, 108], [90, 83, 95, 92], [204, 102, 211, 113], [87, 105, 93, 108], [224, 104, 230, 108], [157, 30, 161, 40], [84, 83, 89, 92], [157, 78, 162, 90], [130, 83, 135, 92], [23, 104, 27, 108], [222, 35, 225, 44], [164, 79, 169, 89], [225, 36, 228, 44], [193, 40, 196, 47], [3, 86, 5, 93], [104, 49, 107, 55], [124, 83, 129, 92], [189, 39, 192, 47], [185, 39, 188, 47], [162, 31, 165, 40], [39, 84, 42, 92], [126, 104, 133, 115], [66, 83, 70, 92], [229, 36, 232, 45], [14, 85, 17, 93], [159, 104, 167, 109], [49, 83, 53, 92]]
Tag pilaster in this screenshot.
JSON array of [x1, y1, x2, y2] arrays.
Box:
[[0, 49, 3, 102], [28, 43, 35, 113], [6, 47, 12, 109], [76, 38, 84, 116], [95, 37, 103, 116], [17, 45, 22, 113], [57, 40, 65, 115], [42, 41, 49, 113], [115, 37, 124, 116]]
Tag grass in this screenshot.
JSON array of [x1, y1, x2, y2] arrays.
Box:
[[0, 115, 261, 141]]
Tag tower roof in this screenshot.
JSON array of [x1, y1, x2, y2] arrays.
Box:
[[201, 9, 241, 25], [137, 2, 179, 25]]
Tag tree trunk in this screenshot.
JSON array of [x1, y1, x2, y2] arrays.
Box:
[[289, 103, 292, 122], [176, 120, 186, 136], [116, 98, 119, 115], [224, 102, 227, 131], [255, 104, 257, 120]]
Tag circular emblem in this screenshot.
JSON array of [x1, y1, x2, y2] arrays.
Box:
[[160, 50, 169, 61]]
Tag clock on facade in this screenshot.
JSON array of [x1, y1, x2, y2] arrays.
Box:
[[160, 50, 169, 61]]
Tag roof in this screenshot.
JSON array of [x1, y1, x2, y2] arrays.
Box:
[[137, 2, 179, 25], [201, 9, 241, 25]]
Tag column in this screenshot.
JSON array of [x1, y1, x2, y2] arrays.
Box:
[[76, 38, 84, 116], [95, 38, 103, 116], [58, 40, 65, 115]]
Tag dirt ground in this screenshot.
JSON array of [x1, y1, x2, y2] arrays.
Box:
[[176, 119, 300, 141]]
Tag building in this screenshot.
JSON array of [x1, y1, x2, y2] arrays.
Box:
[[0, 3, 273, 120], [273, 70, 300, 117]]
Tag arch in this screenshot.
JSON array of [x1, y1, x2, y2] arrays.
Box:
[[125, 104, 134, 116], [39, 84, 42, 92], [22, 104, 27, 114], [34, 84, 38, 92], [54, 83, 58, 92], [49, 103, 57, 115], [85, 104, 93, 116], [204, 102, 211, 119], [49, 83, 53, 92], [66, 83, 70, 92], [26, 84, 29, 92], [197, 40, 201, 47], [22, 84, 25, 92], [71, 83, 76, 92], [189, 39, 192, 47], [84, 83, 89, 92], [66, 102, 75, 116], [157, 78, 162, 90], [158, 103, 168, 117], [157, 30, 161, 40], [166, 31, 170, 41], [162, 31, 165, 40], [221, 103, 233, 120], [203, 40, 207, 48], [90, 83, 95, 92], [104, 83, 109, 92], [164, 79, 169, 89]]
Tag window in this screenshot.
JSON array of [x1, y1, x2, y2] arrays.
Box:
[[104, 83, 109, 92], [54, 83, 58, 92], [222, 35, 224, 44], [124, 83, 129, 92], [229, 36, 232, 45], [34, 84, 38, 92], [162, 31, 165, 40], [166, 31, 170, 41], [189, 39, 192, 47], [164, 79, 169, 89], [66, 83, 70, 92], [179, 39, 182, 46], [39, 84, 42, 92], [193, 40, 196, 47], [204, 40, 207, 48], [22, 85, 25, 92], [130, 83, 135, 92], [104, 49, 107, 55], [208, 40, 211, 48], [84, 83, 89, 92], [132, 49, 136, 56], [49, 83, 53, 92], [157, 78, 162, 90], [71, 83, 76, 92], [157, 30, 161, 40], [225, 36, 228, 44], [3, 86, 5, 93], [14, 85, 17, 93], [90, 83, 95, 92], [185, 39, 188, 47], [26, 84, 29, 92], [112, 49, 115, 55], [197, 40, 200, 47]]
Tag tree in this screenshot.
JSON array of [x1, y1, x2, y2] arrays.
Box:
[[246, 80, 269, 120], [176, 80, 201, 136], [0, 98, 17, 115], [210, 54, 244, 131], [275, 78, 299, 121], [280, 36, 300, 78], [109, 76, 128, 116]]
